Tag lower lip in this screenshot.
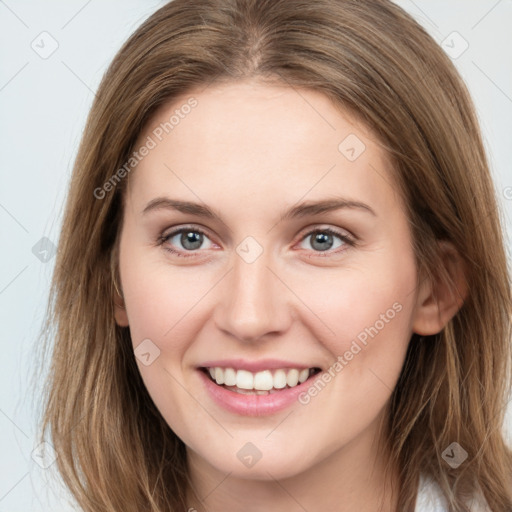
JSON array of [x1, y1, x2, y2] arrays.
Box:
[[197, 369, 319, 416]]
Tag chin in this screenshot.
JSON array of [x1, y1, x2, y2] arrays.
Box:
[[196, 446, 316, 481]]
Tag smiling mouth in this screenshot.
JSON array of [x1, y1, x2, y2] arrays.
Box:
[[200, 366, 322, 395]]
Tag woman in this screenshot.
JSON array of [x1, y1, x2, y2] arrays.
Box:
[[37, 0, 512, 510]]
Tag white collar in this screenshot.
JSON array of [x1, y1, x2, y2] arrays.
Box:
[[415, 473, 490, 512]]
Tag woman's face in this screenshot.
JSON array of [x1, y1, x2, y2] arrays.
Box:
[[115, 79, 426, 480]]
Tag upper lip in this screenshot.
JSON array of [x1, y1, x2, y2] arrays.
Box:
[[198, 358, 321, 373]]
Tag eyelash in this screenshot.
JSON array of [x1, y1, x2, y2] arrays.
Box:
[[157, 225, 356, 259]]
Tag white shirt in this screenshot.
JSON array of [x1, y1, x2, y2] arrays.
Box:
[[415, 473, 490, 511]]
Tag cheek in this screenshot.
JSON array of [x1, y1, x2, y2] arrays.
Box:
[[120, 254, 209, 429], [285, 255, 416, 443], [121, 247, 213, 348], [298, 248, 417, 372]]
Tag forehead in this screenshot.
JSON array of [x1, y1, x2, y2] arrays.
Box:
[[127, 79, 401, 218]]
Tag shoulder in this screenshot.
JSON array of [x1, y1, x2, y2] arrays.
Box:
[[415, 473, 491, 512]]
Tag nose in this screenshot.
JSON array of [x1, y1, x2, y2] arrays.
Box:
[[213, 247, 292, 343]]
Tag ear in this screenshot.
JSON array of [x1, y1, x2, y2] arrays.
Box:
[[114, 286, 129, 327], [412, 240, 468, 336], [111, 241, 129, 327]]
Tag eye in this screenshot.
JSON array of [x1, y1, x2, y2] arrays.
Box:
[[158, 225, 355, 259], [297, 227, 355, 257], [159, 226, 215, 257]]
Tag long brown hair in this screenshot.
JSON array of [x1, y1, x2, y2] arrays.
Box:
[[36, 0, 512, 510]]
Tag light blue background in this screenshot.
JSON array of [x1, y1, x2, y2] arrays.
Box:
[[0, 1, 511, 510]]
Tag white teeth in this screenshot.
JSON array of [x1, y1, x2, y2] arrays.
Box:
[[205, 366, 316, 391], [273, 369, 287, 389], [236, 370, 254, 390], [299, 368, 309, 383], [253, 370, 273, 390], [223, 367, 237, 386], [214, 367, 224, 385], [286, 369, 299, 387]]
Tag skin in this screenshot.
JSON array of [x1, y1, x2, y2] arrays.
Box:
[[114, 79, 466, 512]]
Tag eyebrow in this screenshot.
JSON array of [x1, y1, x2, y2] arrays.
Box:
[[142, 197, 376, 221]]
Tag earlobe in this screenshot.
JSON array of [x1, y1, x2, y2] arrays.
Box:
[[114, 293, 129, 327], [412, 240, 468, 336], [111, 244, 129, 327], [112, 270, 129, 327]]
